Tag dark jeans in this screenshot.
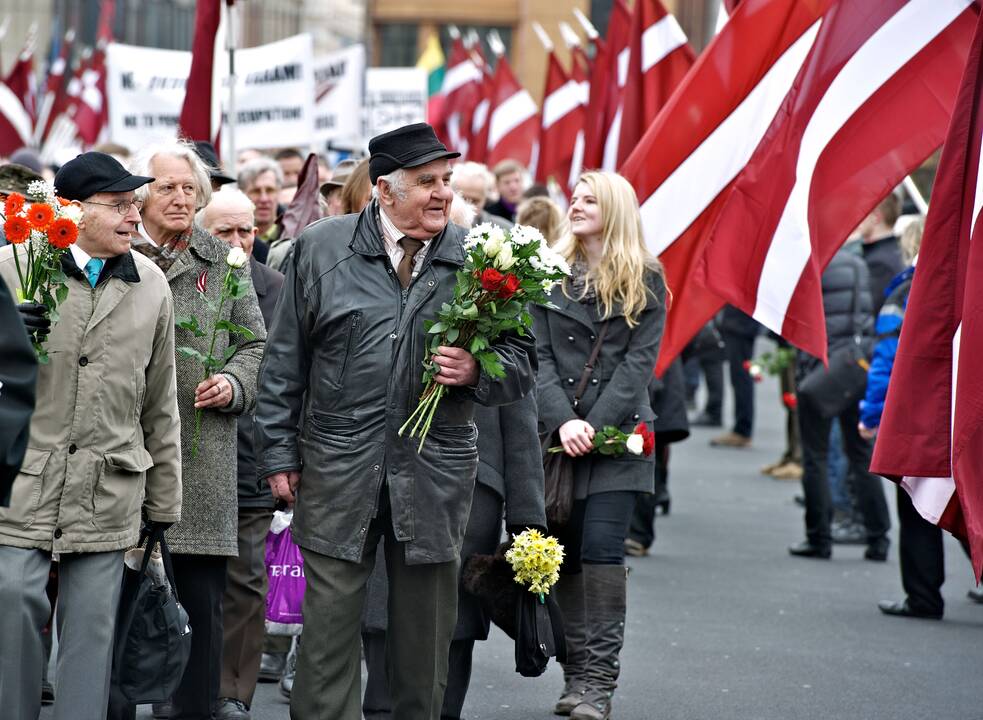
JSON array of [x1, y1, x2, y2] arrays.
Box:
[[552, 491, 638, 575], [722, 330, 755, 437], [629, 443, 670, 549], [798, 398, 889, 548], [685, 354, 723, 419]]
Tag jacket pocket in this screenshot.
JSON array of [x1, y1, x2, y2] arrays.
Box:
[[93, 447, 154, 532], [306, 412, 357, 446], [3, 448, 51, 529], [328, 311, 363, 388]]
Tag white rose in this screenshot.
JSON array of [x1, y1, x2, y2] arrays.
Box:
[[226, 247, 248, 268], [496, 241, 516, 270], [59, 204, 83, 223], [625, 433, 645, 455], [483, 233, 502, 258]]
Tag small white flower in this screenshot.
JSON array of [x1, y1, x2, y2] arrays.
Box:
[[625, 433, 645, 455], [59, 204, 83, 223], [496, 241, 516, 270], [226, 247, 248, 268], [541, 279, 556, 293], [511, 224, 544, 247], [27, 180, 53, 202]]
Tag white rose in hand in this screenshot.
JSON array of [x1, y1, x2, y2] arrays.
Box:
[[496, 242, 516, 270], [484, 233, 502, 258], [625, 433, 645, 456], [226, 247, 248, 268]]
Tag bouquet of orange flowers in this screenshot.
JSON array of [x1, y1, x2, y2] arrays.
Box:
[[1, 182, 81, 362]]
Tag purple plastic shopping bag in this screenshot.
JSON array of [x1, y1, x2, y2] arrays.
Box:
[[265, 510, 305, 635]]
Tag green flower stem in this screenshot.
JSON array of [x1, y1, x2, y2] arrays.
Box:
[[190, 267, 234, 458], [416, 384, 445, 452]]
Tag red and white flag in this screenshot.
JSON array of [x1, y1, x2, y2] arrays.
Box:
[[536, 50, 586, 187], [4, 41, 37, 123], [697, 0, 976, 363], [436, 37, 483, 158], [35, 29, 75, 145], [616, 0, 694, 168], [580, 32, 608, 173], [179, 0, 222, 142], [621, 0, 830, 374], [74, 0, 116, 146], [871, 8, 983, 581], [597, 0, 633, 172], [467, 65, 494, 165], [0, 80, 32, 155], [485, 55, 539, 169]]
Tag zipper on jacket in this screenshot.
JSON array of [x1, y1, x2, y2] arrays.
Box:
[[335, 311, 362, 385]]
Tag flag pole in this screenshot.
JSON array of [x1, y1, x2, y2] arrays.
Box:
[[572, 8, 599, 41], [902, 175, 928, 215], [225, 0, 238, 172], [531, 22, 553, 52]]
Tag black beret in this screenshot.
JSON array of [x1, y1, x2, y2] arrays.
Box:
[[368, 122, 460, 184]]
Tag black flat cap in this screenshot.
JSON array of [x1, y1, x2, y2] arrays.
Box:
[[0, 163, 43, 196], [54, 152, 154, 201], [194, 141, 236, 185], [368, 122, 460, 184]]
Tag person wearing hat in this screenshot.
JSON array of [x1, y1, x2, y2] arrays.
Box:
[[0, 151, 182, 720], [254, 122, 536, 720]]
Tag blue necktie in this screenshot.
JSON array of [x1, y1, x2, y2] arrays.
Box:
[[84, 258, 105, 288]]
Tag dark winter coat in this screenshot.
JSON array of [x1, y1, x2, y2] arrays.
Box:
[[717, 305, 760, 338], [532, 269, 667, 498], [254, 201, 537, 564], [363, 393, 547, 637], [237, 258, 284, 508], [797, 248, 874, 378], [651, 358, 690, 445], [859, 266, 913, 429], [0, 274, 37, 506], [862, 235, 905, 315]]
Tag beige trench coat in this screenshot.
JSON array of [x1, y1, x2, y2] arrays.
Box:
[[0, 245, 182, 554]]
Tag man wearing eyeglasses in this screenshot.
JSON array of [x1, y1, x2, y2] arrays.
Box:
[[0, 151, 182, 720]]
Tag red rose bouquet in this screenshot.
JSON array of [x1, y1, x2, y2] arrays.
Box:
[[1, 183, 81, 362], [399, 223, 570, 450], [548, 422, 656, 458]]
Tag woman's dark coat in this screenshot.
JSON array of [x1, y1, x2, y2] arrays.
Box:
[[532, 269, 667, 498]]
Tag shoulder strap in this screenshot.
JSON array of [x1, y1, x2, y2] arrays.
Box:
[[573, 321, 610, 410]]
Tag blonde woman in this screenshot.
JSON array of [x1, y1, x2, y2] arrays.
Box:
[[532, 171, 666, 720]]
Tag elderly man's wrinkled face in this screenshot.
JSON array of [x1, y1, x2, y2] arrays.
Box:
[[204, 208, 256, 257], [378, 159, 454, 240], [142, 155, 198, 238], [453, 174, 487, 209], [246, 170, 280, 229], [79, 192, 143, 258]]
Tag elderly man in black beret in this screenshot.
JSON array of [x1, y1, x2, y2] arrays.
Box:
[[254, 123, 537, 719]]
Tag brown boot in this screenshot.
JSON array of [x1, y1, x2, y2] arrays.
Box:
[[710, 431, 751, 448], [570, 565, 627, 720], [554, 573, 588, 715]]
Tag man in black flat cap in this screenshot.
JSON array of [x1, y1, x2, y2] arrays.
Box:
[[254, 123, 537, 720], [0, 152, 182, 720]]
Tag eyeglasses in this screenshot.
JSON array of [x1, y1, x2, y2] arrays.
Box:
[[83, 198, 144, 215]]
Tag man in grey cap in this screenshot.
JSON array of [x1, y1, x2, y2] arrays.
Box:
[[254, 123, 536, 719], [0, 152, 182, 720]]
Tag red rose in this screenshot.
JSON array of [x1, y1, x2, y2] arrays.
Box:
[[47, 218, 78, 249], [498, 273, 521, 299], [3, 216, 30, 244], [480, 267, 505, 293], [742, 360, 751, 371], [782, 391, 798, 410], [642, 428, 655, 456]]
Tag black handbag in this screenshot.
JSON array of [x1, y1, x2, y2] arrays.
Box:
[[797, 265, 871, 418], [515, 591, 567, 677], [111, 525, 192, 704], [543, 322, 610, 527]]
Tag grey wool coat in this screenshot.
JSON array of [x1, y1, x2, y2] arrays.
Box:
[[165, 226, 267, 556], [254, 201, 536, 565], [532, 269, 667, 498]]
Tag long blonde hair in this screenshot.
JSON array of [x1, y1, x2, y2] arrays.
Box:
[[555, 171, 663, 326]]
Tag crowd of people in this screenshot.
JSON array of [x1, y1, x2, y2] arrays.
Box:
[[0, 121, 976, 720]]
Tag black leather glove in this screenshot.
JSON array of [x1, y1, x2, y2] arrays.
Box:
[[16, 302, 50, 340]]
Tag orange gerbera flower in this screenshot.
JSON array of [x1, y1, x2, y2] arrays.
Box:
[[4, 192, 24, 217], [48, 217, 78, 249], [57, 197, 71, 207], [4, 215, 30, 244], [28, 203, 55, 231]]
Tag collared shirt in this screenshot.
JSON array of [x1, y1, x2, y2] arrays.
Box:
[[378, 206, 432, 280], [68, 243, 94, 272]]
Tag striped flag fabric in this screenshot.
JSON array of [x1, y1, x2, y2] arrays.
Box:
[[417, 32, 447, 126], [467, 65, 495, 165], [616, 0, 694, 168], [484, 55, 539, 169], [35, 29, 74, 145], [597, 0, 633, 172], [4, 41, 37, 123], [696, 0, 976, 363], [871, 7, 983, 581], [536, 49, 587, 187], [435, 37, 483, 158], [179, 0, 221, 142], [0, 80, 32, 155]]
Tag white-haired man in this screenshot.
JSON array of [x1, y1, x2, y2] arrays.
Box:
[[451, 161, 513, 229], [110, 141, 267, 720], [199, 190, 283, 720], [237, 158, 284, 259]]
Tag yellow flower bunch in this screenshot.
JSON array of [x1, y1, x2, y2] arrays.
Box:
[[505, 528, 565, 596]]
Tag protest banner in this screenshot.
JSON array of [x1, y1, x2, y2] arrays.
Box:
[[105, 43, 190, 148], [313, 44, 365, 149], [364, 67, 427, 139]]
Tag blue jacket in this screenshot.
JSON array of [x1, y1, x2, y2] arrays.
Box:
[[859, 266, 914, 429]]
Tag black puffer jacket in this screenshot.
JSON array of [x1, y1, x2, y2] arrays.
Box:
[[797, 248, 874, 377]]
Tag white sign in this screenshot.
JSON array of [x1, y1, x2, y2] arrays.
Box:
[[364, 68, 428, 139], [106, 43, 190, 148], [313, 44, 365, 149], [220, 34, 316, 151]]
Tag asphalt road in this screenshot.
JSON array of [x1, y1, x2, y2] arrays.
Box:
[[47, 374, 983, 720]]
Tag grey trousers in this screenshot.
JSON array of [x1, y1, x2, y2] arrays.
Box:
[[290, 507, 459, 720], [0, 546, 124, 720]]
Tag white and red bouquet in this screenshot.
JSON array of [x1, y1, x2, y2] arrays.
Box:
[[548, 422, 656, 458], [1, 182, 81, 362], [399, 223, 570, 450]]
